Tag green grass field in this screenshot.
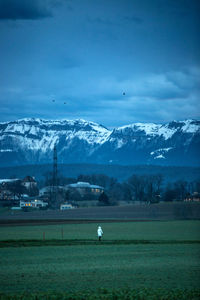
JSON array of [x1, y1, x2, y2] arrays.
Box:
[[0, 220, 200, 241], [0, 221, 200, 299]]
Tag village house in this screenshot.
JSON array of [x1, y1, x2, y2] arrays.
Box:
[[22, 176, 37, 189], [0, 189, 16, 200], [19, 199, 48, 209], [67, 181, 104, 196], [0, 179, 21, 206], [0, 176, 39, 206], [184, 192, 200, 202], [60, 203, 74, 210]]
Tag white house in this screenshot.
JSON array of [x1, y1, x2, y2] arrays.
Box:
[[60, 203, 74, 210], [67, 182, 104, 196], [20, 199, 48, 209]]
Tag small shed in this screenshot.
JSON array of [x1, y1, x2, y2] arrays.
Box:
[[60, 203, 74, 210]]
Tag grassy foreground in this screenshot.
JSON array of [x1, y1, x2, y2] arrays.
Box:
[[0, 221, 200, 299], [0, 220, 200, 241], [0, 289, 200, 300]]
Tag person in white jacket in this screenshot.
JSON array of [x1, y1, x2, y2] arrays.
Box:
[[97, 226, 103, 241]]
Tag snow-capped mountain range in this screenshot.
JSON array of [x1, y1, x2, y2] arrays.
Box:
[[0, 118, 199, 167]]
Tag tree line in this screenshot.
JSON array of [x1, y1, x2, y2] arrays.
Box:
[[42, 172, 200, 206]]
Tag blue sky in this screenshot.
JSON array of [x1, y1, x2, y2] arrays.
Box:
[[0, 0, 199, 128]]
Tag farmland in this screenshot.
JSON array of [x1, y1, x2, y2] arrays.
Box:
[[1, 202, 200, 225], [0, 220, 200, 299]]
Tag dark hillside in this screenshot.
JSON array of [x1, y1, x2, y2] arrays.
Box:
[[0, 163, 199, 183]]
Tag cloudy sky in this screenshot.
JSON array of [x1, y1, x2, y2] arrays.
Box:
[[0, 0, 199, 128]]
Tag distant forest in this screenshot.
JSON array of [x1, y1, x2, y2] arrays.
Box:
[[0, 163, 199, 183], [44, 173, 200, 205]]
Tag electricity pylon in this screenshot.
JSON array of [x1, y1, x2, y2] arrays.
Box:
[[51, 145, 58, 208]]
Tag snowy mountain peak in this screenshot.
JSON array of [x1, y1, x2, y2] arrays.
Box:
[[118, 122, 161, 135], [0, 118, 199, 166], [15, 117, 108, 129], [180, 120, 200, 133], [115, 119, 199, 140], [0, 118, 111, 156]]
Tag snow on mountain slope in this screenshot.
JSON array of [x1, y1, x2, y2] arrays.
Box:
[[109, 119, 199, 146], [0, 118, 111, 165], [0, 118, 199, 166], [115, 122, 179, 140], [91, 119, 200, 165], [0, 118, 111, 151]]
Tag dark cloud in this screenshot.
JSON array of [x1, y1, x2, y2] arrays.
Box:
[[0, 0, 53, 20]]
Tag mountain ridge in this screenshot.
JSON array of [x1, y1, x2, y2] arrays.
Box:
[[0, 118, 199, 167]]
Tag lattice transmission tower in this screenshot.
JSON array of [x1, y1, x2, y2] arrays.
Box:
[[51, 145, 58, 207]]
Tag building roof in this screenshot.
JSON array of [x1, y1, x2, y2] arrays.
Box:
[[68, 181, 104, 189], [0, 179, 20, 184]]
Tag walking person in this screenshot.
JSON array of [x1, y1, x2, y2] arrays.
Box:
[[97, 226, 103, 241]]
